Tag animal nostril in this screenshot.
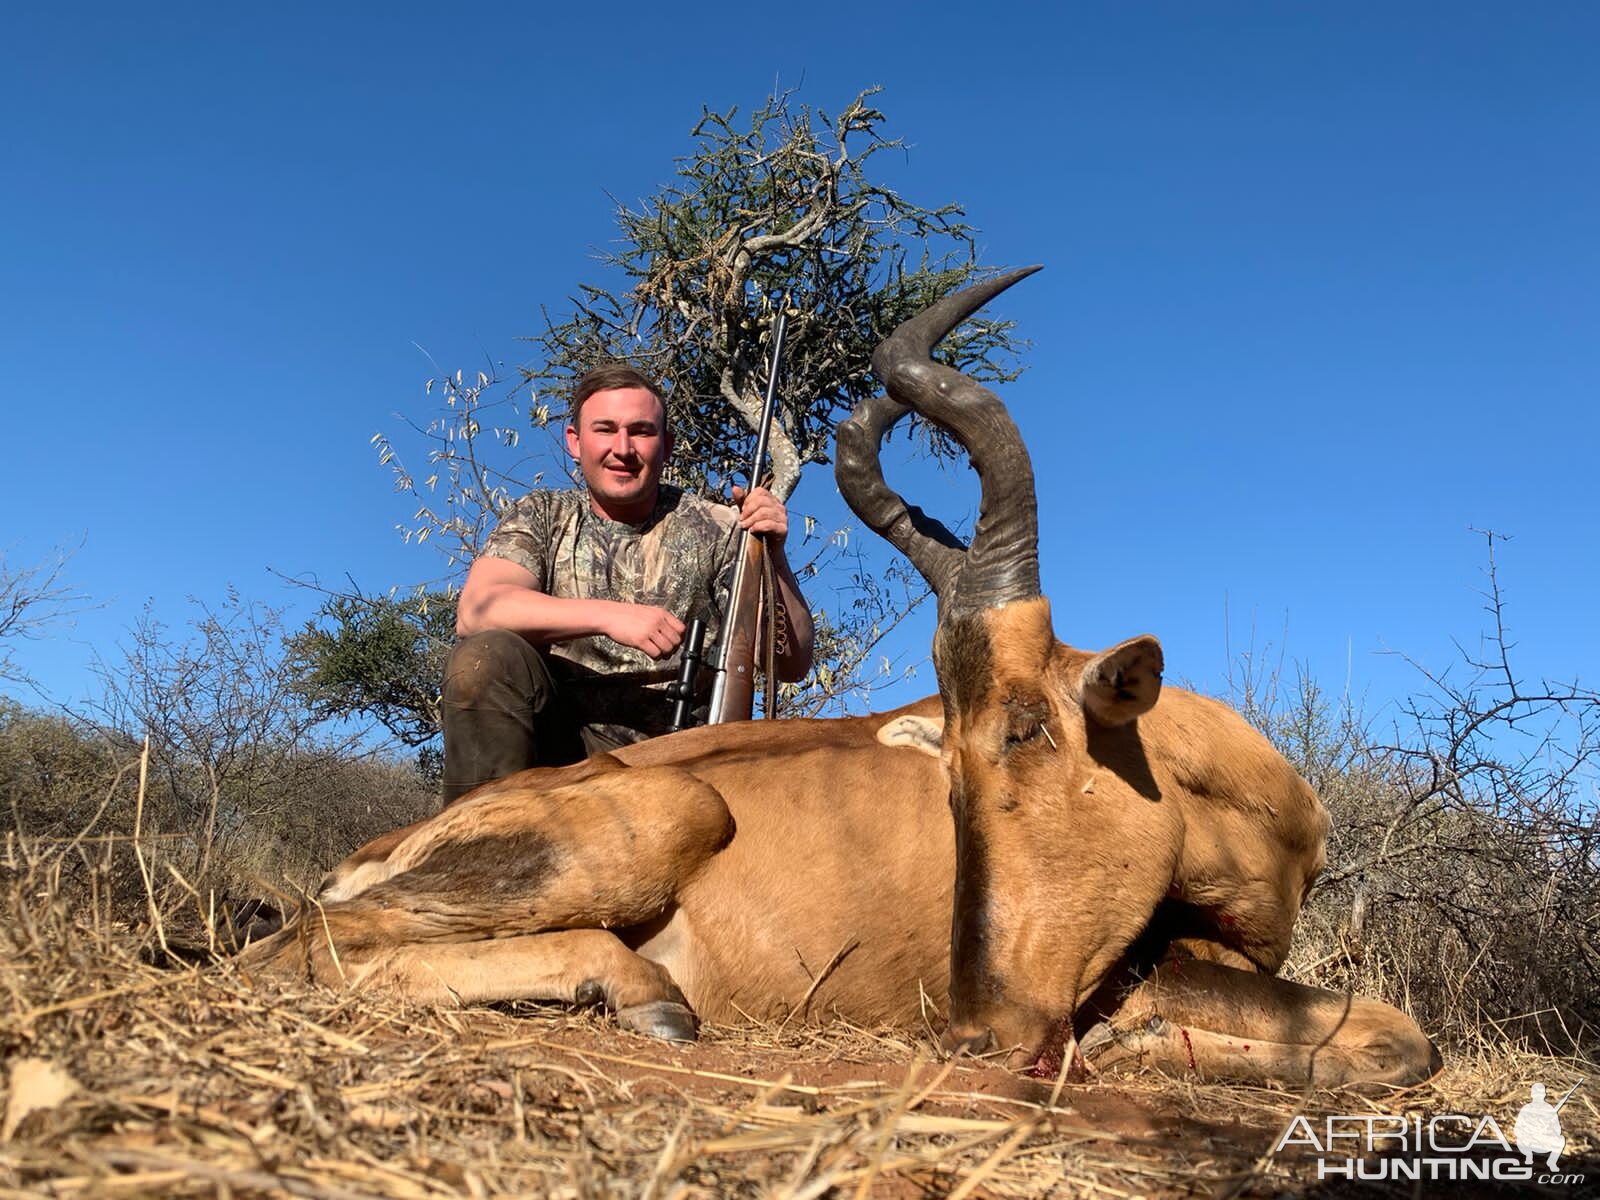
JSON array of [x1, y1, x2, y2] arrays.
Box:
[[941, 1023, 999, 1056]]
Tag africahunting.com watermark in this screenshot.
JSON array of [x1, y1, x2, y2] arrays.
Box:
[[1273, 1082, 1584, 1185]]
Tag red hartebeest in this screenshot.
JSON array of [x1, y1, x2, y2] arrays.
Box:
[[240, 271, 1440, 1088]]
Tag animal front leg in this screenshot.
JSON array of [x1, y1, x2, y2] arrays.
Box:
[[1086, 958, 1442, 1089], [354, 929, 699, 1042]]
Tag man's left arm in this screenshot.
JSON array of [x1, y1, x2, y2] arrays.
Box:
[[732, 485, 816, 683]]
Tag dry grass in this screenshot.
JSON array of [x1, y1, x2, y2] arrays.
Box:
[[4, 831, 1596, 1199]]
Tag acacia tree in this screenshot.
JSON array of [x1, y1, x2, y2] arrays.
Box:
[[304, 87, 1025, 743], [527, 88, 1023, 500], [287, 587, 454, 756]]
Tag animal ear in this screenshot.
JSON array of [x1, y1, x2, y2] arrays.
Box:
[[1078, 635, 1163, 726]]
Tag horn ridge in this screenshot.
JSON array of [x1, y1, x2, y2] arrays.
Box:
[[869, 268, 1043, 614], [869, 265, 1042, 382], [836, 393, 965, 600]]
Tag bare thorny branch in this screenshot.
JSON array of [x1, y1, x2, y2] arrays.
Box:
[[1376, 531, 1598, 826], [0, 542, 97, 687], [1253, 531, 1600, 1049]]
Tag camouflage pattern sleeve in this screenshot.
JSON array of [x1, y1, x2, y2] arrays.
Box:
[[468, 486, 749, 745], [705, 513, 741, 631], [481, 492, 562, 589]]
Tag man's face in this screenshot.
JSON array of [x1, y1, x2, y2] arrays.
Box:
[[565, 386, 672, 521]]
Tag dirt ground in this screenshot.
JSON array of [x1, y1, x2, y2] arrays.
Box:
[[4, 933, 1596, 1199], [1, 827, 1594, 1199]]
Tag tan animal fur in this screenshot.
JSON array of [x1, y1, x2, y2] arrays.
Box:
[[239, 271, 1440, 1089], [241, 658, 1435, 1086]]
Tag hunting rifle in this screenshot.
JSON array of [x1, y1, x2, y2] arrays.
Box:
[[668, 309, 788, 730]]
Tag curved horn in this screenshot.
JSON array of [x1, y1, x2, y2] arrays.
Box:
[[835, 392, 968, 597], [846, 266, 1043, 614]]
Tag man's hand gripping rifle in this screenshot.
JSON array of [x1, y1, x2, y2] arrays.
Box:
[[667, 309, 788, 731]]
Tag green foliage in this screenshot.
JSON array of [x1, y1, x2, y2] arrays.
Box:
[[0, 698, 132, 839], [287, 590, 456, 749], [376, 87, 1026, 574], [524, 87, 1027, 500]]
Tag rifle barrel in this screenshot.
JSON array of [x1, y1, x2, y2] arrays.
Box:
[[705, 306, 789, 725], [748, 308, 787, 486]]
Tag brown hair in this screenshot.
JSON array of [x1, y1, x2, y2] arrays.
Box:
[[568, 364, 668, 424]]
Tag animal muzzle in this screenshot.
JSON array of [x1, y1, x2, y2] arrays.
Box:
[[941, 1021, 1000, 1057], [942, 1010, 1060, 1071]]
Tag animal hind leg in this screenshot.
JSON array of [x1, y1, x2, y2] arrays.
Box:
[[306, 765, 734, 939], [239, 766, 733, 1039], [1086, 958, 1442, 1089], [320, 753, 631, 896]]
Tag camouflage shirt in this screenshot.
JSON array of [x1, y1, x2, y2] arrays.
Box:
[[481, 484, 742, 743]]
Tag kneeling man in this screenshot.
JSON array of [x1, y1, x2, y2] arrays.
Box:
[[441, 364, 815, 802]]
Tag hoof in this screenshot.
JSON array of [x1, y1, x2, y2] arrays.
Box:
[[573, 980, 606, 1009], [1425, 1040, 1445, 1081], [618, 1000, 699, 1043], [1078, 1021, 1115, 1057]]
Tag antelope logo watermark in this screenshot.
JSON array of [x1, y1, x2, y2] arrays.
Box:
[[1271, 1081, 1584, 1186]]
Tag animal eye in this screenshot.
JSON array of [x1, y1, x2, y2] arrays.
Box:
[[1003, 722, 1044, 752]]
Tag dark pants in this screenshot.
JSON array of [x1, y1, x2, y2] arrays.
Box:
[[439, 630, 627, 804]]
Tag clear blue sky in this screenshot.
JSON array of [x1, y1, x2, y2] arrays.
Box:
[[4, 2, 1596, 736]]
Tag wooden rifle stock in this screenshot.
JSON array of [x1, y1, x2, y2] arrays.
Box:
[[705, 532, 767, 724]]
